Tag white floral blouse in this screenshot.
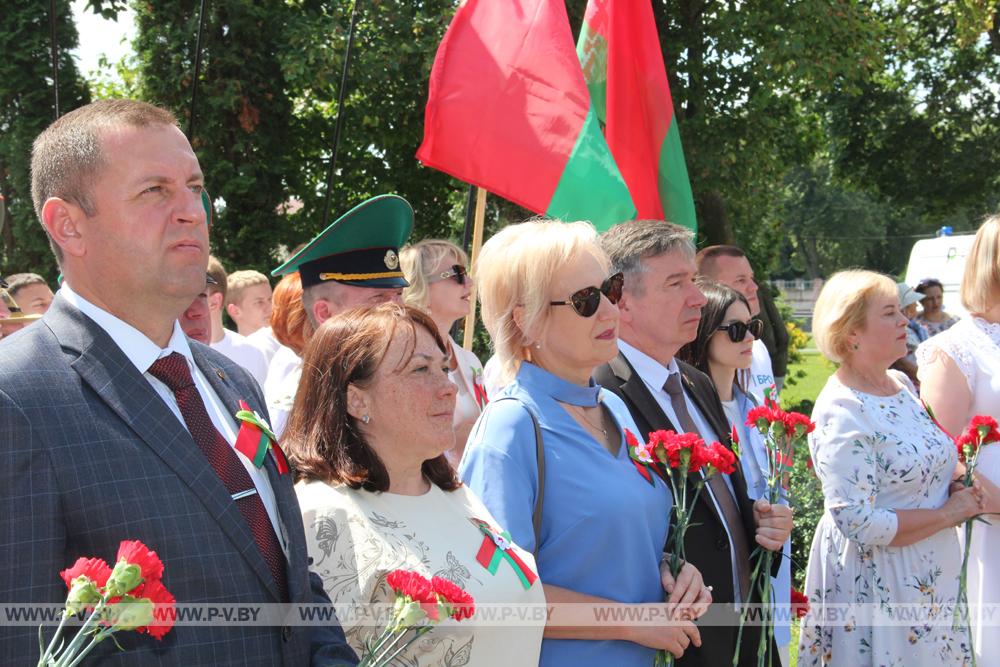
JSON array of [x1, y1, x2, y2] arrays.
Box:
[[297, 480, 545, 667], [798, 371, 971, 666]]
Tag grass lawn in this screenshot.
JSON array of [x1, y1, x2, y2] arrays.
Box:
[[781, 351, 836, 410]]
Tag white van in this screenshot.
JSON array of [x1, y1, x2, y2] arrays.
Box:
[[903, 231, 976, 318]]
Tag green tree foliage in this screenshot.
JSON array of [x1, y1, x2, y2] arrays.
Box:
[[0, 0, 90, 282], [7, 0, 1000, 284]]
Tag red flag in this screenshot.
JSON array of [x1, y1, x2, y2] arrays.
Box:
[[577, 0, 697, 230], [417, 0, 635, 230]]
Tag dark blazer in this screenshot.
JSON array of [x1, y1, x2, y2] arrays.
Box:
[[595, 351, 778, 667], [0, 295, 356, 666]]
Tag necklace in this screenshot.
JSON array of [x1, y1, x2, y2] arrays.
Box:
[[572, 404, 607, 438]]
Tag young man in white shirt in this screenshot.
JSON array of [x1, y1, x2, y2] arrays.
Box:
[[205, 257, 268, 387]]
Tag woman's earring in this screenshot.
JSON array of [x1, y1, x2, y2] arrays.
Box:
[[362, 414, 371, 424], [852, 343, 859, 351]]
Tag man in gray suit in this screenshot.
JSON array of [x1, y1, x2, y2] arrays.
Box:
[[0, 100, 356, 665]]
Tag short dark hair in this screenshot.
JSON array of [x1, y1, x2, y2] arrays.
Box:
[[915, 277, 944, 294], [695, 245, 747, 278], [677, 279, 753, 392], [30, 99, 178, 263], [4, 273, 48, 299], [282, 303, 460, 493]]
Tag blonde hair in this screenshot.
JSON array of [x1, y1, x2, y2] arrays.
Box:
[[226, 270, 270, 308], [961, 214, 1000, 315], [477, 220, 609, 385], [812, 269, 897, 363], [400, 240, 469, 312]]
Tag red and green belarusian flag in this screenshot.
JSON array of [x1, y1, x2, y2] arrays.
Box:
[[416, 0, 636, 230], [577, 0, 697, 230]]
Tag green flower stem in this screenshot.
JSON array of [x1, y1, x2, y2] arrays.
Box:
[[733, 547, 768, 667], [954, 519, 976, 667], [38, 608, 72, 665], [357, 625, 397, 666], [62, 625, 119, 667], [377, 626, 433, 666], [52, 600, 106, 667]]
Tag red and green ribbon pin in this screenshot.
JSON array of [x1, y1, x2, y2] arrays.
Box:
[[234, 400, 289, 474], [469, 518, 537, 590]]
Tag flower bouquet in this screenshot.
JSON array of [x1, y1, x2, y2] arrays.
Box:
[[359, 569, 475, 666], [953, 415, 1000, 666], [627, 429, 736, 667], [734, 396, 813, 667], [38, 540, 175, 666]]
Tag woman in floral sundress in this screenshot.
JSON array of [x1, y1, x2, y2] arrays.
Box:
[[798, 270, 986, 666]]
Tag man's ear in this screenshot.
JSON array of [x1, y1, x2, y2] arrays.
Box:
[[616, 289, 635, 325], [312, 298, 334, 327], [207, 292, 224, 313], [226, 302, 240, 321], [41, 197, 86, 258]]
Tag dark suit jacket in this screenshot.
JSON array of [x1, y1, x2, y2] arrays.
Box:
[[595, 352, 779, 667], [0, 295, 356, 666]]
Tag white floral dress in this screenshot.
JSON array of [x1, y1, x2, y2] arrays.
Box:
[[798, 371, 971, 666]]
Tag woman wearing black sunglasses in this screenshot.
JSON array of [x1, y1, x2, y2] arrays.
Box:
[[459, 220, 709, 666], [401, 240, 486, 466], [677, 280, 793, 664]]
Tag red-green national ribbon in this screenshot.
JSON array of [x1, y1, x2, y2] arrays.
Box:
[[234, 400, 289, 474], [470, 518, 537, 590]]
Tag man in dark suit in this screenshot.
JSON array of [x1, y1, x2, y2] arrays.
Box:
[[594, 221, 792, 667], [0, 100, 356, 665]]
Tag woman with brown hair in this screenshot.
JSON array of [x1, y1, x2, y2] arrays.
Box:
[[264, 272, 315, 437], [284, 303, 544, 666]]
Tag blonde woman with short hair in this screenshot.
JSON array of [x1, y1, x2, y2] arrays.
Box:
[[798, 269, 986, 666], [917, 214, 1000, 662], [459, 220, 710, 666], [400, 240, 485, 465]]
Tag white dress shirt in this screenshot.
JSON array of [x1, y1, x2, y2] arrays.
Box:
[[618, 339, 745, 602], [61, 284, 288, 555]]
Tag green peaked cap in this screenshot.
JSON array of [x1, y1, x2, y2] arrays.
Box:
[[271, 194, 414, 289]]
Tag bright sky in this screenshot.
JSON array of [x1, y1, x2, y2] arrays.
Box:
[[69, 0, 136, 79]]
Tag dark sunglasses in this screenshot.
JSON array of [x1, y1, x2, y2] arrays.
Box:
[[550, 273, 624, 318], [429, 264, 467, 286], [716, 318, 764, 343]]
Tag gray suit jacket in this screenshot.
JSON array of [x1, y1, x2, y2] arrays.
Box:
[[0, 295, 356, 666]]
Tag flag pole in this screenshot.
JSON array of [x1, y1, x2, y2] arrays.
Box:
[[462, 187, 487, 351]]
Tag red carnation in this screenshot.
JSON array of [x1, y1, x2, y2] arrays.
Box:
[[746, 405, 784, 432], [116, 540, 164, 583], [782, 411, 815, 438], [134, 579, 176, 640], [705, 441, 737, 475], [956, 433, 978, 464], [60, 557, 113, 590], [791, 589, 810, 619], [386, 569, 439, 621], [968, 415, 1000, 445], [431, 576, 476, 621], [650, 430, 708, 473]]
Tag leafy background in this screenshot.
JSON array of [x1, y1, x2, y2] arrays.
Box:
[[3, 0, 999, 286]]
